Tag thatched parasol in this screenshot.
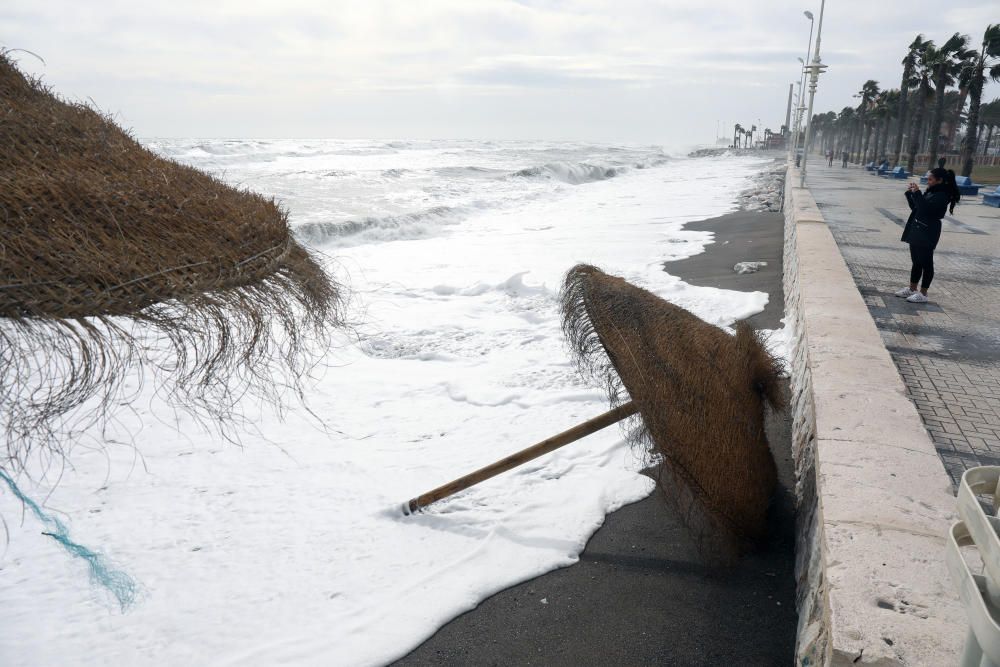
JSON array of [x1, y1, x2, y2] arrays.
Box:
[[0, 52, 343, 471], [561, 264, 785, 557], [403, 264, 784, 560]]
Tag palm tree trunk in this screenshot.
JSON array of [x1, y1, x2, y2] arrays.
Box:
[[879, 114, 892, 160], [907, 83, 929, 174], [984, 125, 995, 156], [892, 69, 912, 166], [947, 86, 970, 148], [872, 121, 882, 163], [861, 120, 872, 163], [960, 73, 984, 177], [927, 72, 949, 169], [852, 121, 862, 162]]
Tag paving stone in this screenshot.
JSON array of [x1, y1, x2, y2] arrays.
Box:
[[807, 164, 1000, 487]]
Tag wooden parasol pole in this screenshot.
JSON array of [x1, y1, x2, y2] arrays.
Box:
[[402, 401, 638, 515]]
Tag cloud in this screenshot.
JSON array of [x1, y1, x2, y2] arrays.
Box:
[[2, 0, 998, 144], [456, 55, 654, 89]]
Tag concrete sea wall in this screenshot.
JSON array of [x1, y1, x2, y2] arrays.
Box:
[[782, 165, 965, 665]]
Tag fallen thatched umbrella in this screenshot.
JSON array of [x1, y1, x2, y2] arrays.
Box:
[[0, 51, 342, 470], [404, 264, 785, 559], [0, 52, 344, 609]]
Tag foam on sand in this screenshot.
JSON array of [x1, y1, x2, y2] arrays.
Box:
[[1, 142, 777, 666]]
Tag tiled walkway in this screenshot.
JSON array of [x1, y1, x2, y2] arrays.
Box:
[[804, 162, 1000, 486]]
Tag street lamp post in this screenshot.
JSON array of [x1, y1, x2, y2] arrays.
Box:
[[789, 80, 801, 161], [784, 82, 794, 139], [799, 0, 828, 186], [790, 11, 815, 162], [790, 78, 805, 162]]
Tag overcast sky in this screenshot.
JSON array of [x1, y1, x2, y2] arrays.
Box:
[[3, 1, 998, 147]]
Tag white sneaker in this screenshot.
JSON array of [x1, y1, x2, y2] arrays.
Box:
[[894, 287, 916, 298], [906, 292, 929, 303]]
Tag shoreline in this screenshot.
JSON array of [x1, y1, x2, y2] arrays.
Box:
[[662, 210, 785, 330], [395, 175, 797, 665]]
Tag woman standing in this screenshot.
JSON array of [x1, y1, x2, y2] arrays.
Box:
[[895, 167, 959, 303]]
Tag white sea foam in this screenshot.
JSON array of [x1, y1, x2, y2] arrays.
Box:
[[0, 140, 778, 666]]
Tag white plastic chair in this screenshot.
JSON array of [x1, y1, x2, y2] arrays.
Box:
[[947, 466, 1000, 667]]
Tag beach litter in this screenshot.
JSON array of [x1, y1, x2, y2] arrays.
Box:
[[734, 261, 768, 274], [0, 52, 343, 605], [403, 264, 786, 560]]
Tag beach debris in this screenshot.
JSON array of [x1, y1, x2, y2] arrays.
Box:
[[0, 51, 345, 466], [0, 52, 344, 605], [734, 261, 768, 274], [561, 265, 785, 559], [0, 470, 138, 611], [402, 264, 785, 561], [401, 402, 638, 516]]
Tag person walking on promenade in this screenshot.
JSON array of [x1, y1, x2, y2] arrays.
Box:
[[827, 149, 834, 166], [895, 167, 960, 303], [841, 150, 849, 168]]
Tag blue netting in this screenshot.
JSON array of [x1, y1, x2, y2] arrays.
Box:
[[1, 470, 138, 611]]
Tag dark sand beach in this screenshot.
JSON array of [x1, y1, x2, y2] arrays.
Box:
[[395, 210, 796, 666]]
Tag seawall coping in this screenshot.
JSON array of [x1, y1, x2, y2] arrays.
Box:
[[784, 165, 965, 666]]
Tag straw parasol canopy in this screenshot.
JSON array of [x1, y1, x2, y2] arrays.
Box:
[[0, 52, 343, 471], [561, 264, 785, 559]]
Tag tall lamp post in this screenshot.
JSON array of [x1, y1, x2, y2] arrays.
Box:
[[784, 82, 794, 140], [790, 11, 815, 161], [789, 79, 803, 161], [799, 0, 828, 186]]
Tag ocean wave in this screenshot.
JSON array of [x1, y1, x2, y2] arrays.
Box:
[[434, 165, 507, 179], [293, 206, 463, 247], [328, 148, 399, 156], [193, 141, 268, 156], [509, 161, 625, 185]]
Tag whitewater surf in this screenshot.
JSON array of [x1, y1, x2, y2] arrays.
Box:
[[1, 140, 777, 666]]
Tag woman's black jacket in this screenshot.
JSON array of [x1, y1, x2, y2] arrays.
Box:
[[902, 183, 948, 248]]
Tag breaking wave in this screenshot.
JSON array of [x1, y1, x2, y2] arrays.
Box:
[[294, 206, 464, 247], [511, 162, 621, 184], [509, 157, 669, 185]]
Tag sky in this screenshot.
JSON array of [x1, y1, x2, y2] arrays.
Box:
[[2, 1, 998, 147]]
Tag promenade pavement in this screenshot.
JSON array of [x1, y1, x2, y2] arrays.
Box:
[[804, 160, 1000, 486]]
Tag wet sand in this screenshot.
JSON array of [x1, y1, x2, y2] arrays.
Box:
[[394, 210, 796, 666], [664, 210, 786, 330]]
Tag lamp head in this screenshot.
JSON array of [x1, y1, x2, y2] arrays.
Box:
[[804, 10, 814, 20]]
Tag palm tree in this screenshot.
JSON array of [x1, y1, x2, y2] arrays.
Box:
[[892, 35, 928, 167], [959, 24, 1000, 176], [814, 111, 837, 153], [940, 90, 966, 152], [857, 80, 880, 164], [825, 111, 839, 153], [870, 90, 891, 162], [834, 106, 856, 157], [925, 33, 975, 170], [734, 123, 742, 148], [981, 98, 1000, 156], [907, 39, 936, 174], [878, 90, 900, 160]]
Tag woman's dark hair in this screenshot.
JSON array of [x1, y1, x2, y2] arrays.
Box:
[[930, 168, 961, 214]]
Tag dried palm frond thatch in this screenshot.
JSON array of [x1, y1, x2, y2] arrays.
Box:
[[561, 264, 785, 559], [0, 52, 344, 472]]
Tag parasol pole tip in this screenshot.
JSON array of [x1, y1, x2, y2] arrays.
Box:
[[400, 499, 419, 517]]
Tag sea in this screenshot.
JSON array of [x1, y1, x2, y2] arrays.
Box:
[[1, 140, 777, 666]]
